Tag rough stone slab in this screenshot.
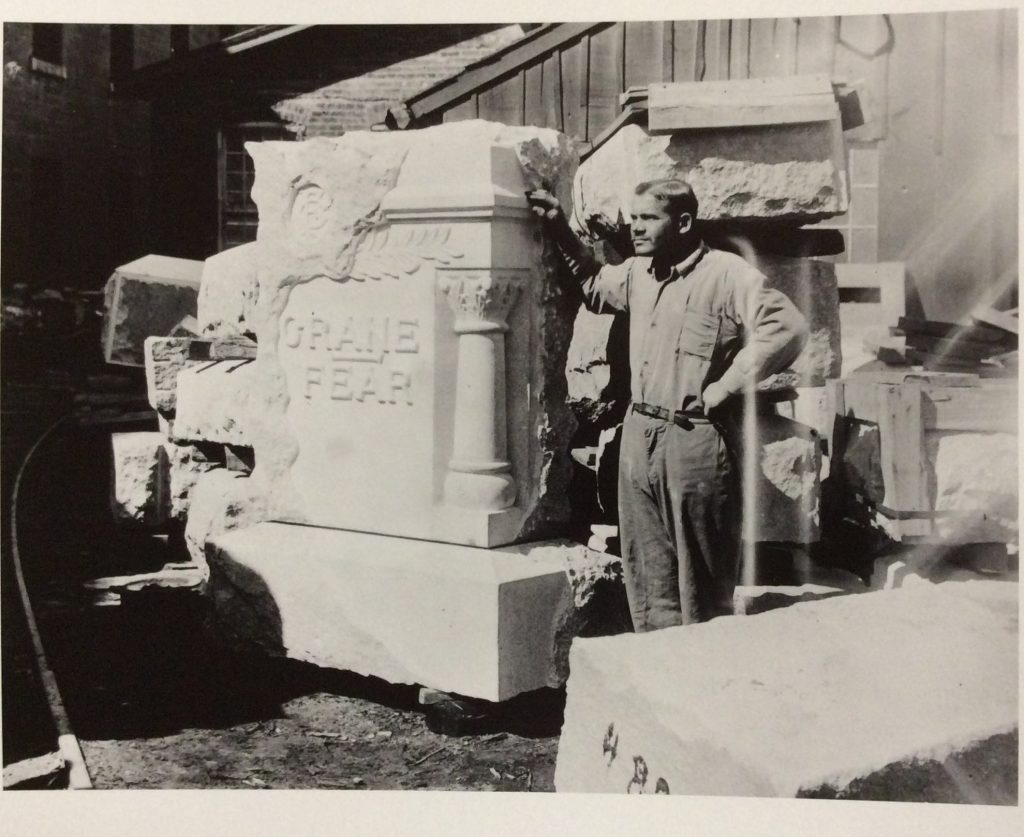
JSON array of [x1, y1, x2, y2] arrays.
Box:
[[102, 255, 203, 366], [565, 307, 629, 426], [242, 121, 579, 546], [555, 581, 1018, 798], [197, 242, 261, 337], [754, 255, 841, 386], [171, 359, 257, 446], [165, 442, 220, 520], [110, 432, 168, 526], [748, 413, 821, 543], [183, 469, 267, 572], [144, 336, 194, 414], [574, 122, 847, 233], [207, 522, 621, 702], [928, 432, 1018, 544]]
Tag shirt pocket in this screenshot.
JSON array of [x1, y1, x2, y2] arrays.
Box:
[[678, 310, 720, 360]]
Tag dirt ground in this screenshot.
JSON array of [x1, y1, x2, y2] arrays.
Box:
[[2, 346, 563, 792]]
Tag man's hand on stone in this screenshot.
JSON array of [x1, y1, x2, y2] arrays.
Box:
[[526, 189, 563, 222], [702, 381, 732, 413]]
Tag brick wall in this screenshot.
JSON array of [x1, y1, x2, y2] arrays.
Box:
[[272, 25, 525, 136], [2, 23, 152, 291]]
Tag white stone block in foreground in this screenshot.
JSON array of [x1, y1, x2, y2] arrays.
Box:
[[207, 521, 608, 702], [555, 582, 1017, 799]]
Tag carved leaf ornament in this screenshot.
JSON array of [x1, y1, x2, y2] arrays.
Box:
[[349, 224, 463, 281]]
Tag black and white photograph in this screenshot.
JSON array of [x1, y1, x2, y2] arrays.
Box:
[[1, 1, 1020, 834]]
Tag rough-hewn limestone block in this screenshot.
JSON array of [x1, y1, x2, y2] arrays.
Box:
[[110, 432, 168, 525], [144, 337, 195, 414], [207, 522, 619, 701], [196, 242, 261, 337], [102, 255, 203, 366], [239, 120, 579, 547], [754, 255, 841, 386], [565, 308, 629, 426], [574, 123, 847, 233], [165, 442, 220, 520], [747, 414, 822, 543], [171, 360, 257, 446], [555, 581, 1018, 800], [184, 469, 267, 573], [928, 432, 1018, 544]]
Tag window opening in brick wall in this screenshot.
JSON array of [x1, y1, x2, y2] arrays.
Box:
[[110, 24, 134, 80], [31, 23, 66, 77], [218, 123, 294, 250], [812, 143, 880, 263]]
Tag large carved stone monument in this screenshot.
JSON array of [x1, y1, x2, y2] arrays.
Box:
[[199, 121, 611, 702]]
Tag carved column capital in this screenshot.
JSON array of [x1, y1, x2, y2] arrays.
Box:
[[438, 270, 525, 333]]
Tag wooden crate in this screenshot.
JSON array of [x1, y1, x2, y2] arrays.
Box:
[[826, 371, 1017, 541]]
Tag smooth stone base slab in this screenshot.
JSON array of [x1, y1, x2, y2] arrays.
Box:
[[554, 581, 1017, 798], [207, 522, 608, 702]]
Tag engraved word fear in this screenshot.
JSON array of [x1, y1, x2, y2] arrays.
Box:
[[281, 314, 420, 406]]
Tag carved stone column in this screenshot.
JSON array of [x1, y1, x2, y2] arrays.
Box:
[[439, 270, 524, 511]]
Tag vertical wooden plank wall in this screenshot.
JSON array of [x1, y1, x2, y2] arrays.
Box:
[[560, 35, 589, 142], [524, 63, 545, 128], [586, 24, 624, 142], [477, 72, 525, 126]]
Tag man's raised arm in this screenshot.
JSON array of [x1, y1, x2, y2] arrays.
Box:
[[526, 189, 629, 315]]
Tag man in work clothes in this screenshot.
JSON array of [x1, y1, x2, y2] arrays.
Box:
[[528, 179, 807, 631]]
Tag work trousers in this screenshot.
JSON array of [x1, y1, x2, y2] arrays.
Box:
[[618, 411, 740, 631]]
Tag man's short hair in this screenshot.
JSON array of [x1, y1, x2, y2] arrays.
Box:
[[634, 179, 698, 221]]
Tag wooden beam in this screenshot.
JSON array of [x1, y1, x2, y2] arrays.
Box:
[[560, 36, 589, 142], [649, 96, 838, 132], [923, 382, 1018, 432], [648, 72, 833, 101], [405, 22, 606, 122], [876, 382, 931, 538]]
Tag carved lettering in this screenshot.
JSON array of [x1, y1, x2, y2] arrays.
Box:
[[305, 365, 323, 399], [329, 361, 352, 401], [394, 318, 420, 353], [283, 313, 421, 407], [283, 316, 304, 348]]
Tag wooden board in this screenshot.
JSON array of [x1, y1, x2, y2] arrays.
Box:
[[648, 72, 832, 103], [477, 72, 524, 126], [587, 24, 624, 143], [623, 20, 666, 90], [701, 19, 732, 81], [523, 63, 544, 129], [896, 316, 1008, 344], [923, 381, 1018, 432], [671, 20, 703, 81], [541, 52, 563, 132], [560, 37, 589, 142], [903, 334, 1003, 362], [649, 95, 838, 131], [441, 96, 477, 123], [728, 17, 751, 79]]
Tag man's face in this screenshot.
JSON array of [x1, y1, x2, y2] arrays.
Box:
[[629, 193, 690, 256]]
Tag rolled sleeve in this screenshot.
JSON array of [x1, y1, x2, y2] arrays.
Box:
[[579, 259, 632, 315], [717, 267, 808, 396]]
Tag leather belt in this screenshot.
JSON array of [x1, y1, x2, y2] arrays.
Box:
[[630, 401, 712, 427]]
